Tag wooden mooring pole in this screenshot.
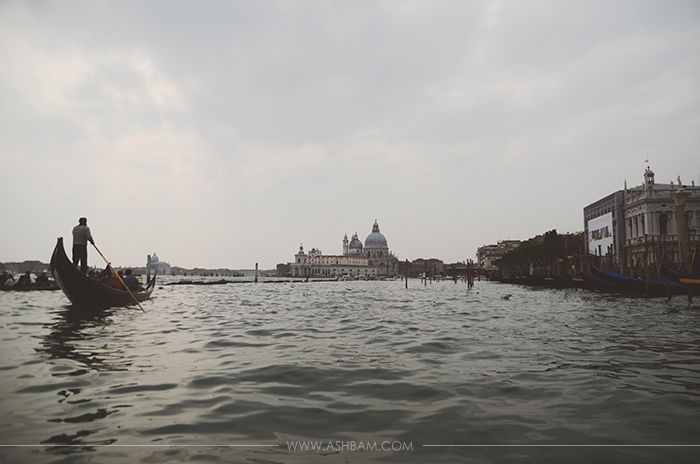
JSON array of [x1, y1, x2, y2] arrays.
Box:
[[467, 260, 474, 289], [405, 259, 409, 289]]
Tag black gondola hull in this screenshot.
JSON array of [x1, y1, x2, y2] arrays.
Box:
[[591, 263, 684, 296], [50, 237, 154, 308], [661, 255, 700, 292]]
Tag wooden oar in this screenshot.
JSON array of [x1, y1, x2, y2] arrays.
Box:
[[92, 243, 147, 313]]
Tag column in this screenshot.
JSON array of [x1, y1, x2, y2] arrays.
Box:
[[672, 190, 692, 270]]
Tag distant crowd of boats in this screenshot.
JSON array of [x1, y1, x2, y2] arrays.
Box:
[[0, 270, 58, 291], [489, 254, 700, 300]]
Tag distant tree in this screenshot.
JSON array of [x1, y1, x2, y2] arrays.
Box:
[[494, 239, 546, 269], [494, 230, 584, 271], [543, 229, 563, 260]]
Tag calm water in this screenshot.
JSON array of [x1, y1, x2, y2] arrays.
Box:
[[1, 277, 700, 463]]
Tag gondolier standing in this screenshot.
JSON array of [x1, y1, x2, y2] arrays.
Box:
[[72, 217, 95, 273]]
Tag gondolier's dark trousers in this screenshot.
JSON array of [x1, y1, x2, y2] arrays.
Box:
[[72, 244, 88, 273]]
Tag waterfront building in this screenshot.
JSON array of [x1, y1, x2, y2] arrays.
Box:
[[290, 245, 309, 277], [0, 260, 48, 274], [288, 220, 400, 278], [147, 253, 171, 275], [623, 168, 700, 272], [444, 261, 469, 277], [288, 244, 376, 278], [477, 240, 521, 271], [406, 258, 445, 278], [363, 220, 400, 277], [584, 167, 700, 273], [276, 263, 290, 277], [583, 190, 625, 263]]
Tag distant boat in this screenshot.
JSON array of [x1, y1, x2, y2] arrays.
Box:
[[50, 237, 156, 308], [0, 283, 59, 292]]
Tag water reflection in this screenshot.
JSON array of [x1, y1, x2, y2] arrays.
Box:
[[40, 428, 117, 451], [38, 306, 130, 373], [36, 306, 131, 452]]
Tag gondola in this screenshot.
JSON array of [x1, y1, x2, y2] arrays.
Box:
[[489, 274, 512, 283], [492, 271, 576, 289], [591, 262, 683, 297], [0, 284, 60, 292], [660, 255, 700, 293], [532, 271, 571, 288], [564, 273, 585, 289], [529, 271, 556, 287], [50, 237, 156, 308], [581, 271, 619, 293]]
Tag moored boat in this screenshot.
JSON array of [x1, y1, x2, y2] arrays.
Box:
[[50, 237, 155, 308], [660, 255, 700, 294], [581, 272, 619, 293], [591, 263, 683, 297], [564, 273, 585, 289], [531, 271, 572, 288], [0, 284, 60, 292]]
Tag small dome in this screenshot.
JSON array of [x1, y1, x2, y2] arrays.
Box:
[[365, 220, 388, 247], [349, 232, 363, 249]]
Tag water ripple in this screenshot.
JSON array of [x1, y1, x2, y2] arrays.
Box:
[[2, 279, 700, 463]]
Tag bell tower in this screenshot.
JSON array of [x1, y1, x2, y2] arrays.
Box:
[[644, 166, 655, 190]]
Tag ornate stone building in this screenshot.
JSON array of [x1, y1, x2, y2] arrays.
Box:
[[584, 167, 700, 274], [624, 168, 700, 272], [361, 220, 400, 277], [147, 253, 171, 275], [288, 220, 400, 278]]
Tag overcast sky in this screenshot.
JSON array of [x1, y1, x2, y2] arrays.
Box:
[[1, 0, 699, 270]]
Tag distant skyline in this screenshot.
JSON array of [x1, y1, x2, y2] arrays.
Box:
[[1, 0, 699, 269]]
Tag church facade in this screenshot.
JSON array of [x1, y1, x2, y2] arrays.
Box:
[[288, 220, 400, 278], [147, 253, 171, 275]]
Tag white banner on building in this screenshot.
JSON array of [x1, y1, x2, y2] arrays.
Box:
[[588, 212, 614, 256]]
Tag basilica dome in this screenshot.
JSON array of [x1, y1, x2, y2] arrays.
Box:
[[349, 233, 363, 250], [365, 220, 388, 247]]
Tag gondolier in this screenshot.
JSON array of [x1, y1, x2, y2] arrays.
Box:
[[72, 217, 95, 273]]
